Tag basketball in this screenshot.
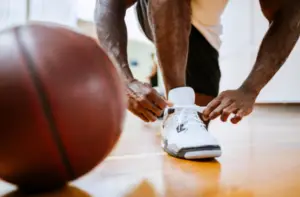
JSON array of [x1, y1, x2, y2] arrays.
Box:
[[0, 23, 126, 192]]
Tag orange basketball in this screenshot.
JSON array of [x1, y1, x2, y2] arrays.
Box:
[[0, 23, 126, 192]]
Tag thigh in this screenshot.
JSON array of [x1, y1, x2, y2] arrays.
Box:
[[136, 0, 153, 41], [186, 26, 221, 97]]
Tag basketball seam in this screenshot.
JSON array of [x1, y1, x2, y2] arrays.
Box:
[[14, 27, 75, 180]]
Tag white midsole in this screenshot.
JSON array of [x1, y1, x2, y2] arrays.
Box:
[[161, 140, 222, 159]]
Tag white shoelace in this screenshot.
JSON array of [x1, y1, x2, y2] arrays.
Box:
[[164, 105, 206, 128]]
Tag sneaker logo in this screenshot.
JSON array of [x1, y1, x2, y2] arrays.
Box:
[[176, 122, 187, 133]]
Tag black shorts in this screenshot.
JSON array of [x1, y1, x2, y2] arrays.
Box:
[[136, 0, 221, 97]]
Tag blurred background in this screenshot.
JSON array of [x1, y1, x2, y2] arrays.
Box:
[[1, 0, 300, 103]]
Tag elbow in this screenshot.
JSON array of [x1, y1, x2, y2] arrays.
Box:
[[261, 1, 300, 24], [272, 1, 300, 22]]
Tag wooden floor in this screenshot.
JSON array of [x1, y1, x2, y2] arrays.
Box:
[[1, 105, 300, 197]]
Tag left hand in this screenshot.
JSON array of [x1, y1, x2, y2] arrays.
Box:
[[202, 88, 258, 124]]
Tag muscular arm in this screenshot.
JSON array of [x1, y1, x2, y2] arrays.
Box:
[[94, 0, 135, 82], [95, 0, 168, 122], [240, 0, 300, 94]]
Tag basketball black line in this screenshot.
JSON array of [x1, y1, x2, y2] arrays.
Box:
[[15, 27, 75, 180]]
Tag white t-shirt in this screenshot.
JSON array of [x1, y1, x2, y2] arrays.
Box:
[[191, 0, 229, 50]]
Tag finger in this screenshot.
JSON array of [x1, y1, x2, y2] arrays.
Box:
[[202, 98, 222, 119], [127, 97, 137, 109], [139, 113, 149, 122], [230, 115, 242, 124], [220, 103, 238, 122], [208, 100, 233, 120], [231, 116, 242, 124], [142, 109, 157, 122], [128, 100, 150, 122], [148, 91, 168, 110], [129, 110, 149, 122], [139, 98, 162, 117], [230, 110, 247, 124]]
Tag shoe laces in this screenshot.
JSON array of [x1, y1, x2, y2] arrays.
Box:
[[164, 105, 206, 128]]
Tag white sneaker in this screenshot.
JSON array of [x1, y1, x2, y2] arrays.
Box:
[[161, 87, 222, 159]]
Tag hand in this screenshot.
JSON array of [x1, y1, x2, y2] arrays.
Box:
[[126, 80, 172, 122], [202, 88, 258, 124]]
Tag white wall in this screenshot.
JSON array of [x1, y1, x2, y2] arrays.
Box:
[[127, 40, 156, 82], [0, 0, 27, 30], [0, 0, 78, 30], [219, 0, 253, 91], [29, 0, 78, 27], [125, 6, 153, 44]]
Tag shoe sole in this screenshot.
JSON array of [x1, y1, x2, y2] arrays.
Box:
[[161, 140, 222, 160]]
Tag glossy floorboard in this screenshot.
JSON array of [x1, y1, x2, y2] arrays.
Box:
[[1, 105, 300, 197]]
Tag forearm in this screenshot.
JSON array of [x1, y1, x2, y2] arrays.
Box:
[[149, 0, 191, 91], [240, 2, 300, 94], [94, 0, 134, 82]]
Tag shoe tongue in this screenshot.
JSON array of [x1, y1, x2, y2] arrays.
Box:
[[168, 87, 195, 105]]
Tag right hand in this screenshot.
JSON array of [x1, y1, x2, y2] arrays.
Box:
[[126, 80, 171, 122]]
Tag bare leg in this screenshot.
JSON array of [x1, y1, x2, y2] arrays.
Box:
[[148, 0, 191, 94], [147, 0, 217, 126], [146, 0, 221, 160]]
